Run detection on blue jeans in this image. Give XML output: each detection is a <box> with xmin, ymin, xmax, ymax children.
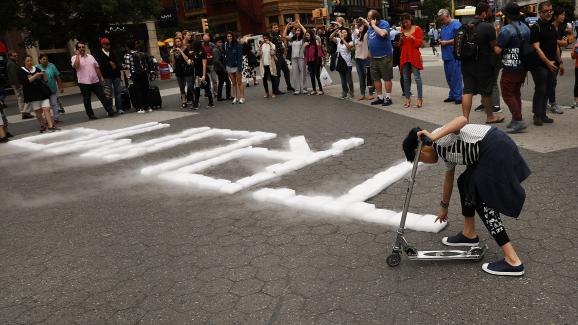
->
<box><xmin>443</xmin><ymin>59</ymin><xmax>462</xmax><ymax>100</ymax></box>
<box><xmin>402</xmin><ymin>63</ymin><xmax>423</xmax><ymax>99</ymax></box>
<box><xmin>355</xmin><ymin>58</ymin><xmax>373</xmax><ymax>96</ymax></box>
<box><xmin>105</xmin><ymin>78</ymin><xmax>123</xmax><ymax>112</ymax></box>
<box><xmin>49</xmin><ymin>94</ymin><xmax>58</xmax><ymax>121</ymax></box>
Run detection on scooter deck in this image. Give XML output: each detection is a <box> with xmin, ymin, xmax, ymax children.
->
<box><xmin>407</xmin><ymin>245</ymin><xmax>488</xmax><ymax>261</ymax></box>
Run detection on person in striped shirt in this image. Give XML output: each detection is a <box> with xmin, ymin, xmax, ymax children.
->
<box><xmin>403</xmin><ymin>116</ymin><xmax>531</xmax><ymax>276</ymax></box>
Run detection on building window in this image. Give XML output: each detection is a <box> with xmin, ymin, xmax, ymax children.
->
<box><xmin>184</xmin><ymin>0</ymin><xmax>205</xmax><ymax>11</ymax></box>
<box><xmin>268</xmin><ymin>15</ymin><xmax>279</xmax><ymax>25</ymax></box>
<box><xmin>300</xmin><ymin>13</ymin><xmax>313</xmax><ymax>26</ymax></box>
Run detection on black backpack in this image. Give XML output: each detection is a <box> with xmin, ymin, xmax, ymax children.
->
<box><xmin>453</xmin><ymin>22</ymin><xmax>479</xmax><ymax>61</ymax></box>
<box><xmin>131</xmin><ymin>51</ymin><xmax>149</xmax><ymax>76</ymax></box>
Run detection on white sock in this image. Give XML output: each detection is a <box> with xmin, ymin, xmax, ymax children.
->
<box><xmin>378</xmin><ymin>95</ymin><xmax>383</xmax><ymax>100</ymax></box>
<box><xmin>385</xmin><ymin>93</ymin><xmax>391</xmax><ymax>99</ymax></box>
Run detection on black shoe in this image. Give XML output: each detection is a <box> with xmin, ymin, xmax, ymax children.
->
<box><xmin>59</xmin><ymin>108</ymin><xmax>65</xmax><ymax>113</ymax></box>
<box><xmin>442</xmin><ymin>232</ymin><xmax>480</xmax><ymax>247</ymax></box>
<box><xmin>287</xmin><ymin>87</ymin><xmax>295</xmax><ymax>92</ymax></box>
<box><xmin>217</xmin><ymin>98</ymin><xmax>225</xmax><ymax>102</ymax></box>
<box><xmin>88</xmin><ymin>115</ymin><xmax>98</xmax><ymax>120</ymax></box>
<box><xmin>207</xmin><ymin>103</ymin><xmax>215</xmax><ymax>108</ymax></box>
<box><xmin>382</xmin><ymin>97</ymin><xmax>393</xmax><ymax>106</ymax></box>
<box><xmin>22</xmin><ymin>113</ymin><xmax>34</xmax><ymax>120</ymax></box>
<box><xmin>474</xmin><ymin>104</ymin><xmax>485</xmax><ymax>112</ymax></box>
<box><xmin>533</xmin><ymin>116</ymin><xmax>543</xmax><ymax>126</ymax></box>
<box><xmin>191</xmin><ymin>106</ymin><xmax>199</xmax><ymax>110</ymax></box>
<box><xmin>274</xmin><ymin>91</ymin><xmax>285</xmax><ymax>95</ymax></box>
<box><xmin>443</xmin><ymin>98</ymin><xmax>455</xmax><ymax>103</ymax></box>
<box><xmin>492</xmin><ymin>106</ymin><xmax>502</xmax><ymax>113</ymax></box>
<box><xmin>227</xmin><ymin>97</ymin><xmax>234</xmax><ymax>101</ymax></box>
<box><xmin>0</xmin><ymin>137</ymin><xmax>9</xmax><ymax>143</ymax></box>
<box><xmin>370</xmin><ymin>98</ymin><xmax>384</xmax><ymax>105</ymax></box>
<box><xmin>6</xmin><ymin>132</ymin><xmax>14</xmax><ymax>138</ymax></box>
<box><xmin>107</xmin><ymin>112</ymin><xmax>117</xmax><ymax>118</ymax></box>
<box><xmin>48</xmin><ymin>127</ymin><xmax>61</xmax><ymax>132</ymax></box>
<box><xmin>542</xmin><ymin>115</ymin><xmax>554</xmax><ymax>123</ymax></box>
<box><xmin>454</xmin><ymin>99</ymin><xmax>462</xmax><ymax>105</ymax></box>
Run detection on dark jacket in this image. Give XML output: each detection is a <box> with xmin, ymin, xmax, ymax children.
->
<box><xmin>7</xmin><ymin>58</ymin><xmax>21</xmax><ymax>86</ymax></box>
<box><xmin>93</xmin><ymin>48</ymin><xmax>122</xmax><ymax>79</ymax></box>
<box><xmin>213</xmin><ymin>46</ymin><xmax>225</xmax><ymax>72</ymax></box>
<box><xmin>271</xmin><ymin>32</ymin><xmax>285</xmax><ymax>59</ymax></box>
<box><xmin>224</xmin><ymin>41</ymin><xmax>243</xmax><ymax>69</ymax></box>
<box><xmin>19</xmin><ymin>66</ymin><xmax>50</xmax><ymax>103</ymax></box>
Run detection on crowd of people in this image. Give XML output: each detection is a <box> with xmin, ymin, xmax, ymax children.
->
<box><xmin>1</xmin><ymin>1</ymin><xmax>577</xmax><ymax>143</ymax></box>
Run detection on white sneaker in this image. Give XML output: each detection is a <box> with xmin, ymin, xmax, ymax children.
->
<box><xmin>147</xmin><ymin>108</ymin><xmax>153</xmax><ymax>112</ymax></box>
<box><xmin>239</xmin><ymin>98</ymin><xmax>245</xmax><ymax>104</ymax></box>
<box><xmin>548</xmin><ymin>103</ymin><xmax>563</xmax><ymax>114</ymax></box>
<box><xmin>137</xmin><ymin>109</ymin><xmax>145</xmax><ymax>114</ymax></box>
<box><xmin>232</xmin><ymin>98</ymin><xmax>238</xmax><ymax>104</ymax></box>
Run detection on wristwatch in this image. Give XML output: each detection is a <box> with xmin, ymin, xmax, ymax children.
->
<box><xmin>440</xmin><ymin>201</ymin><xmax>449</xmax><ymax>209</ymax></box>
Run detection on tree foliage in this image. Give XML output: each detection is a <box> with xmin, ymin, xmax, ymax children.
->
<box><xmin>0</xmin><ymin>0</ymin><xmax>161</xmax><ymax>48</ymax></box>
<box><xmin>420</xmin><ymin>0</ymin><xmax>451</xmax><ymax>21</ymax></box>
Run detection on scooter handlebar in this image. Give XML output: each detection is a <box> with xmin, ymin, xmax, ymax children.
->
<box><xmin>420</xmin><ymin>134</ymin><xmax>433</xmax><ymax>146</ymax></box>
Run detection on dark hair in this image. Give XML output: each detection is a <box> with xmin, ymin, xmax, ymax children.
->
<box><xmin>75</xmin><ymin>41</ymin><xmax>86</xmax><ymax>49</ymax></box>
<box><xmin>368</xmin><ymin>9</ymin><xmax>381</xmax><ymax>21</ymax></box>
<box><xmin>553</xmin><ymin>7</ymin><xmax>565</xmax><ymax>17</ymax></box>
<box><xmin>38</xmin><ymin>53</ymin><xmax>48</xmax><ymax>61</ymax></box>
<box><xmin>292</xmin><ymin>28</ymin><xmax>303</xmax><ymax>41</ymax></box>
<box><xmin>307</xmin><ymin>29</ymin><xmax>317</xmax><ymax>44</ymax></box>
<box><xmin>192</xmin><ymin>40</ymin><xmax>203</xmax><ymax>54</ymax></box>
<box><xmin>226</xmin><ymin>31</ymin><xmax>236</xmax><ymax>44</ymax></box>
<box><xmin>400</xmin><ymin>14</ymin><xmax>414</xmax><ymax>25</ymax></box>
<box><xmin>475</xmin><ymin>2</ymin><xmax>490</xmax><ymax>16</ymax></box>
<box><xmin>340</xmin><ymin>28</ymin><xmax>352</xmax><ymax>43</ymax></box>
<box><xmin>402</xmin><ymin>128</ymin><xmax>421</xmax><ymax>162</ymax></box>
<box><xmin>262</xmin><ymin>32</ymin><xmax>270</xmax><ymax>39</ymax></box>
<box><xmin>538</xmin><ymin>1</ymin><xmax>551</xmax><ymax>12</ymax></box>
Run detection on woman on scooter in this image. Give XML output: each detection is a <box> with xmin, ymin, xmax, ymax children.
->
<box><xmin>402</xmin><ymin>115</ymin><xmax>531</xmax><ymax>276</ymax></box>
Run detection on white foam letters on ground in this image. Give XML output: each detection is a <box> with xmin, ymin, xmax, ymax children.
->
<box><xmin>10</xmin><ymin>124</ymin><xmax>444</xmax><ymax>232</ymax></box>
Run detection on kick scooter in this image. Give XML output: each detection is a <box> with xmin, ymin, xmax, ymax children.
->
<box><xmin>386</xmin><ymin>136</ymin><xmax>487</xmax><ymax>267</ymax></box>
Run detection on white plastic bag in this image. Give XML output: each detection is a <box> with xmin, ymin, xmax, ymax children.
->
<box><xmin>320</xmin><ymin>67</ymin><xmax>332</xmax><ymax>87</ymax></box>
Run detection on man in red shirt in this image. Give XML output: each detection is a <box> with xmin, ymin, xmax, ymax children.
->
<box><xmin>203</xmin><ymin>33</ymin><xmax>218</xmax><ymax>98</ymax></box>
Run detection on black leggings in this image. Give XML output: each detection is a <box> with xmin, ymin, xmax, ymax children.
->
<box><xmin>459</xmin><ymin>180</ymin><xmax>510</xmax><ymax>247</ymax></box>
<box><xmin>193</xmin><ymin>77</ymin><xmax>213</xmax><ymax>107</ymax></box>
<box><xmin>262</xmin><ymin>65</ymin><xmax>278</xmax><ymax>95</ymax></box>
<box><xmin>307</xmin><ymin>61</ymin><xmax>323</xmax><ymax>92</ymax></box>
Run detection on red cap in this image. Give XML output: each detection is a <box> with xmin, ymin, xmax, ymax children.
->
<box><xmin>100</xmin><ymin>38</ymin><xmax>110</xmax><ymax>45</ymax></box>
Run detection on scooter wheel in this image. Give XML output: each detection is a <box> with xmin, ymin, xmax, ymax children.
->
<box><xmin>386</xmin><ymin>253</ymin><xmax>401</xmax><ymax>267</ymax></box>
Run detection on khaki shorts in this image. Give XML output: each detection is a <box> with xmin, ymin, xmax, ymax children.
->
<box><xmin>370</xmin><ymin>56</ymin><xmax>393</xmax><ymax>81</ymax></box>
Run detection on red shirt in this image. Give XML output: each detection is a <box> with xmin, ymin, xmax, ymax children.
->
<box><xmin>203</xmin><ymin>43</ymin><xmax>213</xmax><ymax>61</ymax></box>
<box><xmin>399</xmin><ymin>26</ymin><xmax>424</xmax><ymax>70</ymax></box>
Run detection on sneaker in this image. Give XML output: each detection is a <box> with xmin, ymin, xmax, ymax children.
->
<box><xmin>287</xmin><ymin>87</ymin><xmax>295</xmax><ymax>92</ymax></box>
<box><xmin>382</xmin><ymin>97</ymin><xmax>393</xmax><ymax>106</ymax></box>
<box><xmin>570</xmin><ymin>103</ymin><xmax>577</xmax><ymax>109</ymax></box>
<box><xmin>507</xmin><ymin>120</ymin><xmax>527</xmax><ymax>134</ymax></box>
<box><xmin>239</xmin><ymin>98</ymin><xmax>245</xmax><ymax>104</ymax></box>
<box><xmin>88</xmin><ymin>115</ymin><xmax>99</xmax><ymax>120</ymax></box>
<box><xmin>137</xmin><ymin>109</ymin><xmax>145</xmax><ymax>114</ymax></box>
<box><xmin>441</xmin><ymin>232</ymin><xmax>480</xmax><ymax>247</ymax></box>
<box><xmin>147</xmin><ymin>108</ymin><xmax>153</xmax><ymax>112</ymax></box>
<box><xmin>107</xmin><ymin>112</ymin><xmax>117</xmax><ymax>118</ymax></box>
<box><xmin>443</xmin><ymin>98</ymin><xmax>455</xmax><ymax>103</ymax></box>
<box><xmin>118</xmin><ymin>110</ymin><xmax>125</xmax><ymax>115</ymax></box>
<box><xmin>493</xmin><ymin>106</ymin><xmax>502</xmax><ymax>113</ymax></box>
<box><xmin>217</xmin><ymin>97</ymin><xmax>225</xmax><ymax>102</ymax></box>
<box><xmin>232</xmin><ymin>98</ymin><xmax>238</xmax><ymax>104</ymax></box>
<box><xmin>533</xmin><ymin>116</ymin><xmax>543</xmax><ymax>126</ymax></box>
<box><xmin>22</xmin><ymin>113</ymin><xmax>34</xmax><ymax>120</ymax></box>
<box><xmin>371</xmin><ymin>98</ymin><xmax>384</xmax><ymax>105</ymax></box>
<box><xmin>293</xmin><ymin>91</ymin><xmax>300</xmax><ymax>95</ymax></box>
<box><xmin>474</xmin><ymin>104</ymin><xmax>485</xmax><ymax>112</ymax></box>
<box><xmin>548</xmin><ymin>103</ymin><xmax>563</xmax><ymax>114</ymax></box>
<box><xmin>207</xmin><ymin>103</ymin><xmax>215</xmax><ymax>108</ymax></box>
<box><xmin>48</xmin><ymin>127</ymin><xmax>61</xmax><ymax>132</ymax></box>
<box><xmin>454</xmin><ymin>99</ymin><xmax>462</xmax><ymax>105</ymax></box>
<box><xmin>39</xmin><ymin>126</ymin><xmax>47</xmax><ymax>133</ymax></box>
<box><xmin>482</xmin><ymin>259</ymin><xmax>525</xmax><ymax>277</ymax></box>
<box><xmin>542</xmin><ymin>115</ymin><xmax>554</xmax><ymax>123</ymax></box>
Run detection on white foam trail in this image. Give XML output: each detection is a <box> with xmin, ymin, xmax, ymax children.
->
<box><xmin>289</xmin><ymin>136</ymin><xmax>311</xmax><ymax>154</ymax></box>
<box><xmin>340</xmin><ymin>161</ymin><xmax>419</xmax><ymax>202</ymax></box>
<box><xmin>251</xmin><ymin>187</ymin><xmax>446</xmax><ymax>233</ymax></box>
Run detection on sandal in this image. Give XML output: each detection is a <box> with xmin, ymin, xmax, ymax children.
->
<box><xmin>414</xmin><ymin>98</ymin><xmax>423</xmax><ymax>108</ymax></box>
<box><xmin>486</xmin><ymin>116</ymin><xmax>505</xmax><ymax>124</ymax></box>
<box><xmin>403</xmin><ymin>99</ymin><xmax>411</xmax><ymax>108</ymax></box>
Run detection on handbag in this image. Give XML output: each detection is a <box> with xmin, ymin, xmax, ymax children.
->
<box><xmin>335</xmin><ymin>52</ymin><xmax>347</xmax><ymax>72</ymax></box>
<box><xmin>36</xmin><ymin>79</ymin><xmax>52</xmax><ymax>98</ymax></box>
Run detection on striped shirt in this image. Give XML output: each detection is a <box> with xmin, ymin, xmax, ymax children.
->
<box><xmin>432</xmin><ymin>124</ymin><xmax>492</xmax><ymax>170</ymax></box>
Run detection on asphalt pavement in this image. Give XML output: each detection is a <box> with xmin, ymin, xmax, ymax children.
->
<box><xmin>1</xmin><ymin>52</ymin><xmax>577</xmax><ymax>324</ymax></box>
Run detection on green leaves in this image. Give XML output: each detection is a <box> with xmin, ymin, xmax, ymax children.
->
<box><xmin>0</xmin><ymin>0</ymin><xmax>161</xmax><ymax>48</ymax></box>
